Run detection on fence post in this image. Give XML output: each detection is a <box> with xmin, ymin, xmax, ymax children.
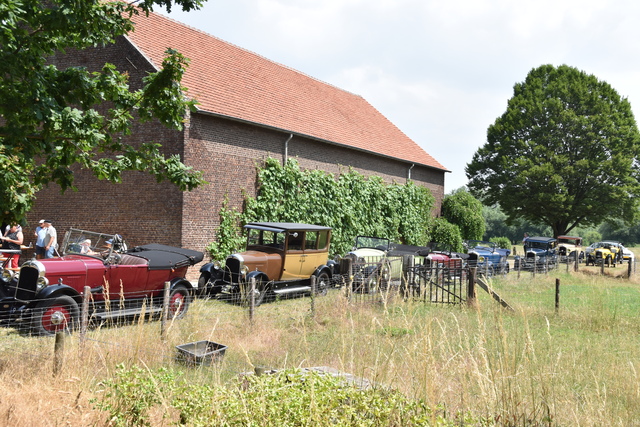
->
<box><xmin>401</xmin><ymin>255</ymin><xmax>413</xmax><ymax>299</ymax></box>
<box><xmin>160</xmin><ymin>281</ymin><xmax>170</xmax><ymax>341</ymax></box>
<box><xmin>249</xmin><ymin>277</ymin><xmax>256</xmax><ymax>325</ymax></box>
<box><xmin>80</xmin><ymin>286</ymin><xmax>90</xmax><ymax>350</ymax></box>
<box><xmin>628</xmin><ymin>259</ymin><xmax>632</xmax><ymax>278</ymax></box>
<box><xmin>512</xmin><ymin>246</ymin><xmax>517</xmax><ymax>257</ymax></box>
<box><xmin>467</xmin><ymin>267</ymin><xmax>477</xmax><ymax>308</ymax></box>
<box><xmin>345</xmin><ymin>257</ymin><xmax>353</xmax><ymax>303</ymax></box>
<box><xmin>310</xmin><ymin>275</ymin><xmax>316</xmax><ymax>318</ymax></box>
<box><xmin>574</xmin><ymin>250</ymin><xmax>579</xmax><ymax>272</ymax></box>
<box><xmin>555</xmin><ymin>278</ymin><xmax>560</xmax><ymax>314</ymax></box>
<box><xmin>600</xmin><ymin>259</ymin><xmax>605</xmax><ymax>275</ymax></box>
<box><xmin>53</xmin><ymin>332</ymin><xmax>65</xmax><ymax>376</ymax></box>
<box><xmin>517</xmin><ymin>258</ymin><xmax>521</xmax><ymax>279</ymax></box>
<box><xmin>566</xmin><ymin>257</ymin><xmax>569</xmax><ymax>273</ymax></box>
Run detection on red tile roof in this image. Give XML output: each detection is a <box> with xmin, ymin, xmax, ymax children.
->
<box><xmin>127</xmin><ymin>12</ymin><xmax>447</xmax><ymax>171</ymax></box>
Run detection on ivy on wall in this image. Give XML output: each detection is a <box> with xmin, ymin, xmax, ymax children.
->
<box><xmin>209</xmin><ymin>157</ymin><xmax>437</xmax><ymax>260</ymax></box>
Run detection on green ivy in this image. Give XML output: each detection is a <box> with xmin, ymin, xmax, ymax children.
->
<box><xmin>207</xmin><ymin>157</ymin><xmax>444</xmax><ymax>260</ymax></box>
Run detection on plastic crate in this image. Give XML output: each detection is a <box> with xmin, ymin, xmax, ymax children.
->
<box><xmin>176</xmin><ymin>340</ymin><xmax>227</xmax><ymax>366</ymax></box>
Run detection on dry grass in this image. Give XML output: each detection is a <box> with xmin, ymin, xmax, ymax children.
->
<box><xmin>1</xmin><ymin>268</ymin><xmax>640</xmax><ymax>425</ymax></box>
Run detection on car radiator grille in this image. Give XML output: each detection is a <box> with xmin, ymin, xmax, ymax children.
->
<box><xmin>15</xmin><ymin>265</ymin><xmax>39</xmax><ymax>301</ymax></box>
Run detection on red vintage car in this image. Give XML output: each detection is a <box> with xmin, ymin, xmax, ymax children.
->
<box><xmin>0</xmin><ymin>228</ymin><xmax>203</xmax><ymax>335</ymax></box>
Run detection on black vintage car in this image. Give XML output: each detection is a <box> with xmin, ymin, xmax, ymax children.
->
<box><xmin>0</xmin><ymin>229</ymin><xmax>203</xmax><ymax>336</ymax></box>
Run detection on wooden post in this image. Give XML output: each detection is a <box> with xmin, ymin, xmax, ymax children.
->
<box><xmin>53</xmin><ymin>332</ymin><xmax>64</xmax><ymax>376</ymax></box>
<box><xmin>566</xmin><ymin>256</ymin><xmax>569</xmax><ymax>272</ymax></box>
<box><xmin>517</xmin><ymin>258</ymin><xmax>521</xmax><ymax>279</ymax></box>
<box><xmin>512</xmin><ymin>246</ymin><xmax>517</xmax><ymax>257</ymax></box>
<box><xmin>310</xmin><ymin>275</ymin><xmax>316</xmax><ymax>317</ymax></box>
<box><xmin>80</xmin><ymin>286</ymin><xmax>90</xmax><ymax>350</ymax></box>
<box><xmin>467</xmin><ymin>267</ymin><xmax>477</xmax><ymax>307</ymax></box>
<box><xmin>574</xmin><ymin>250</ymin><xmax>579</xmax><ymax>272</ymax></box>
<box><xmin>160</xmin><ymin>281</ymin><xmax>170</xmax><ymax>341</ymax></box>
<box><xmin>345</xmin><ymin>257</ymin><xmax>353</xmax><ymax>302</ymax></box>
<box><xmin>249</xmin><ymin>277</ymin><xmax>256</xmax><ymax>325</ymax></box>
<box><xmin>555</xmin><ymin>278</ymin><xmax>560</xmax><ymax>314</ymax></box>
<box><xmin>600</xmin><ymin>259</ymin><xmax>605</xmax><ymax>275</ymax></box>
<box><xmin>628</xmin><ymin>259</ymin><xmax>632</xmax><ymax>278</ymax></box>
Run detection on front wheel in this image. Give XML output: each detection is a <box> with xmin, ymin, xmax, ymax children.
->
<box><xmin>168</xmin><ymin>285</ymin><xmax>192</xmax><ymax>319</ymax></box>
<box><xmin>197</xmin><ymin>273</ymin><xmax>211</xmax><ymax>297</ymax></box>
<box><xmin>33</xmin><ymin>295</ymin><xmax>79</xmax><ymax>336</ymax></box>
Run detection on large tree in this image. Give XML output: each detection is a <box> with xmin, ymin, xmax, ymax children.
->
<box><xmin>466</xmin><ymin>64</ymin><xmax>640</xmax><ymax>237</ymax></box>
<box><xmin>0</xmin><ymin>0</ymin><xmax>207</xmax><ymax>224</ymax></box>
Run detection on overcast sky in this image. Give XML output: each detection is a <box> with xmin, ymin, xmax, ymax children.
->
<box><xmin>162</xmin><ymin>0</ymin><xmax>640</xmax><ymax>193</ymax></box>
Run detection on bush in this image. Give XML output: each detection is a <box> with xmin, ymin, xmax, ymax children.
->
<box><xmin>489</xmin><ymin>236</ymin><xmax>511</xmax><ymax>250</ymax></box>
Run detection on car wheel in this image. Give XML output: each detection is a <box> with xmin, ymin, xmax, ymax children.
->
<box><xmin>33</xmin><ymin>295</ymin><xmax>79</xmax><ymax>336</ymax></box>
<box><xmin>315</xmin><ymin>272</ymin><xmax>330</xmax><ymax>296</ymax></box>
<box><xmin>379</xmin><ymin>260</ymin><xmax>391</xmax><ymax>290</ymax></box>
<box><xmin>504</xmin><ymin>263</ymin><xmax>510</xmax><ymax>274</ymax></box>
<box><xmin>197</xmin><ymin>273</ymin><xmax>211</xmax><ymax>297</ymax></box>
<box><xmin>242</xmin><ymin>277</ymin><xmax>268</xmax><ymax>307</ymax></box>
<box><xmin>168</xmin><ymin>285</ymin><xmax>191</xmax><ymax>319</ymax></box>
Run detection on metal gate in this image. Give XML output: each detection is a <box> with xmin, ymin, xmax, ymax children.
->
<box><xmin>401</xmin><ymin>263</ymin><xmax>467</xmax><ymax>304</ymax></box>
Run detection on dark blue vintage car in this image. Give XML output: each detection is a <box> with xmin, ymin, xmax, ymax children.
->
<box><xmin>465</xmin><ymin>240</ymin><xmax>511</xmax><ymax>275</ymax></box>
<box><xmin>514</xmin><ymin>236</ymin><xmax>558</xmax><ymax>271</ymax></box>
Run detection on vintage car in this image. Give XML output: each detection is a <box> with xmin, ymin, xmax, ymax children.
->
<box><xmin>513</xmin><ymin>236</ymin><xmax>557</xmax><ymax>271</ymax></box>
<box><xmin>557</xmin><ymin>235</ymin><xmax>584</xmax><ymax>262</ymax></box>
<box><xmin>198</xmin><ymin>222</ymin><xmax>336</xmax><ymax>305</ymax></box>
<box><xmin>0</xmin><ymin>228</ymin><xmax>203</xmax><ymax>336</ymax></box>
<box><xmin>464</xmin><ymin>240</ymin><xmax>510</xmax><ymax>275</ymax></box>
<box><xmin>341</xmin><ymin>236</ymin><xmax>394</xmax><ymax>293</ymax></box>
<box><xmin>585</xmin><ymin>241</ymin><xmax>625</xmax><ymax>267</ymax></box>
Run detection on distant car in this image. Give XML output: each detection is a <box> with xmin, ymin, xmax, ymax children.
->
<box><xmin>514</xmin><ymin>237</ymin><xmax>557</xmax><ymax>271</ymax></box>
<box><xmin>465</xmin><ymin>240</ymin><xmax>510</xmax><ymax>275</ymax></box>
<box><xmin>557</xmin><ymin>235</ymin><xmax>584</xmax><ymax>262</ymax></box>
<box><xmin>198</xmin><ymin>222</ymin><xmax>336</xmax><ymax>305</ymax></box>
<box><xmin>585</xmin><ymin>241</ymin><xmax>628</xmax><ymax>267</ymax></box>
<box><xmin>342</xmin><ymin>236</ymin><xmax>393</xmax><ymax>293</ymax></box>
<box><xmin>0</xmin><ymin>228</ymin><xmax>203</xmax><ymax>336</ymax></box>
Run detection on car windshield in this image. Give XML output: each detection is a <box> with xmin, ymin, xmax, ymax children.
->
<box><xmin>62</xmin><ymin>229</ymin><xmax>118</xmax><ymax>258</ymax></box>
<box><xmin>355</xmin><ymin>236</ymin><xmax>390</xmax><ymax>251</ymax></box>
<box><xmin>466</xmin><ymin>240</ymin><xmax>495</xmax><ymax>250</ymax></box>
<box><xmin>246</xmin><ymin>228</ymin><xmax>286</xmax><ymax>249</ymax></box>
<box><xmin>526</xmin><ymin>240</ymin><xmax>552</xmax><ymax>250</ymax></box>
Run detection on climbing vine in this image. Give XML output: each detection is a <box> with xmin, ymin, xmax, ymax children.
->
<box><xmin>208</xmin><ymin>157</ymin><xmax>437</xmax><ymax>260</ymax></box>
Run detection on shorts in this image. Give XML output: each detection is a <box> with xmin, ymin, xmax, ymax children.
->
<box><xmin>35</xmin><ymin>245</ymin><xmax>46</xmax><ymax>256</ymax></box>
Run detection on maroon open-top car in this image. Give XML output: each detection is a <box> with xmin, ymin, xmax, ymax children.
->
<box><xmin>0</xmin><ymin>228</ymin><xmax>203</xmax><ymax>335</ymax></box>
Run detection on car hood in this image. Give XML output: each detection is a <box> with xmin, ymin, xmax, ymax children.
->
<box><xmin>350</xmin><ymin>248</ymin><xmax>385</xmax><ymax>258</ymax></box>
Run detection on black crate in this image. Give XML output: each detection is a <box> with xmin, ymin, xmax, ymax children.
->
<box><xmin>176</xmin><ymin>340</ymin><xmax>227</xmax><ymax>367</ymax></box>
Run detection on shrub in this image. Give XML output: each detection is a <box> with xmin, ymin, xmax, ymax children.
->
<box><xmin>489</xmin><ymin>236</ymin><xmax>511</xmax><ymax>250</ymax></box>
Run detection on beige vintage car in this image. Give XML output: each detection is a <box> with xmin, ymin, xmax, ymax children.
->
<box><xmin>198</xmin><ymin>222</ymin><xmax>336</xmax><ymax>305</ymax></box>
<box><xmin>557</xmin><ymin>235</ymin><xmax>584</xmax><ymax>262</ymax></box>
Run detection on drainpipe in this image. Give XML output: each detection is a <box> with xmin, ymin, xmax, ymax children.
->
<box><xmin>283</xmin><ymin>133</ymin><xmax>293</xmax><ymax>164</ymax></box>
<box><xmin>407</xmin><ymin>163</ymin><xmax>415</xmax><ymax>182</ymax></box>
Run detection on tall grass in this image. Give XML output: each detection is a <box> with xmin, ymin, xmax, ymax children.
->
<box><xmin>1</xmin><ymin>268</ymin><xmax>640</xmax><ymax>425</ymax></box>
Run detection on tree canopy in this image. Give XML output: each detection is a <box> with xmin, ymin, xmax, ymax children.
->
<box><xmin>441</xmin><ymin>188</ymin><xmax>485</xmax><ymax>240</ymax></box>
<box><xmin>466</xmin><ymin>64</ymin><xmax>640</xmax><ymax>237</ymax></box>
<box><xmin>0</xmin><ymin>0</ymin><xmax>207</xmax><ymax>224</ymax></box>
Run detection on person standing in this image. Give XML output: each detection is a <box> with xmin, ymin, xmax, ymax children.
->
<box><xmin>43</xmin><ymin>220</ymin><xmax>58</xmax><ymax>258</ymax></box>
<box><xmin>34</xmin><ymin>219</ymin><xmax>47</xmax><ymax>259</ymax></box>
<box><xmin>1</xmin><ymin>223</ymin><xmax>24</xmax><ymax>268</ymax></box>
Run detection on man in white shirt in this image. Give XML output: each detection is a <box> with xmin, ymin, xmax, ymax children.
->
<box><xmin>42</xmin><ymin>220</ymin><xmax>58</xmax><ymax>258</ymax></box>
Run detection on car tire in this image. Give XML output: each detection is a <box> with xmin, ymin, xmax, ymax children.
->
<box><xmin>242</xmin><ymin>277</ymin><xmax>268</xmax><ymax>307</ymax></box>
<box><xmin>197</xmin><ymin>273</ymin><xmax>211</xmax><ymax>297</ymax></box>
<box><xmin>168</xmin><ymin>285</ymin><xmax>191</xmax><ymax>319</ymax></box>
<box><xmin>315</xmin><ymin>272</ymin><xmax>330</xmax><ymax>296</ymax></box>
<box><xmin>33</xmin><ymin>295</ymin><xmax>79</xmax><ymax>336</ymax></box>
<box><xmin>379</xmin><ymin>260</ymin><xmax>391</xmax><ymax>290</ymax></box>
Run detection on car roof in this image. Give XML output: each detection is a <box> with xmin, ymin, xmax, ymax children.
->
<box><xmin>527</xmin><ymin>236</ymin><xmax>557</xmax><ymax>242</ymax></box>
<box><xmin>127</xmin><ymin>244</ymin><xmax>204</xmax><ymax>270</ymax></box>
<box><xmin>557</xmin><ymin>235</ymin><xmax>581</xmax><ymax>240</ymax></box>
<box><xmin>245</xmin><ymin>222</ymin><xmax>332</xmax><ymax>232</ymax></box>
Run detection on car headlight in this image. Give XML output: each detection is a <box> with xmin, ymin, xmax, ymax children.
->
<box><xmin>2</xmin><ymin>269</ymin><xmax>15</xmax><ymax>282</ymax></box>
<box><xmin>36</xmin><ymin>276</ymin><xmax>49</xmax><ymax>291</ymax></box>
<box><xmin>241</xmin><ymin>265</ymin><xmax>250</xmax><ymax>276</ymax></box>
<box><xmin>478</xmin><ymin>256</ymin><xmax>485</xmax><ymax>262</ymax></box>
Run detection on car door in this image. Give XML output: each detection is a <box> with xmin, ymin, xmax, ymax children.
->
<box><xmin>301</xmin><ymin>230</ymin><xmax>329</xmax><ymax>277</ymax></box>
<box><xmin>281</xmin><ymin>231</ymin><xmax>306</xmax><ymax>280</ymax></box>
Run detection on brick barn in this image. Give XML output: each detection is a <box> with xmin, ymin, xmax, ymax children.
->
<box><xmin>28</xmin><ymin>11</ymin><xmax>448</xmax><ymax>271</ymax></box>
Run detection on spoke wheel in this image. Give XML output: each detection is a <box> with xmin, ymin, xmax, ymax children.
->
<box><xmin>315</xmin><ymin>272</ymin><xmax>330</xmax><ymax>296</ymax></box>
<box><xmin>168</xmin><ymin>285</ymin><xmax>191</xmax><ymax>319</ymax></box>
<box><xmin>34</xmin><ymin>296</ymin><xmax>78</xmax><ymax>336</ymax></box>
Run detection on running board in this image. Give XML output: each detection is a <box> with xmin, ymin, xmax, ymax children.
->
<box><xmin>93</xmin><ymin>306</ymin><xmax>164</xmax><ymax>320</ymax></box>
<box><xmin>273</xmin><ymin>286</ymin><xmax>311</xmax><ymax>295</ymax></box>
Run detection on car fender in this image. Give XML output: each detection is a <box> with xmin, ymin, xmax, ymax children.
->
<box><xmin>245</xmin><ymin>270</ymin><xmax>269</xmax><ymax>284</ymax></box>
<box><xmin>313</xmin><ymin>265</ymin><xmax>333</xmax><ymax>278</ymax></box>
<box><xmin>33</xmin><ymin>284</ymin><xmax>82</xmax><ymax>307</ymax></box>
<box><xmin>169</xmin><ymin>277</ymin><xmax>194</xmax><ymax>292</ymax></box>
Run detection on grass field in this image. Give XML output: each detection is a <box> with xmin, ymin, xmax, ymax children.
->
<box><xmin>1</xmin><ymin>256</ymin><xmax>640</xmax><ymax>425</ymax></box>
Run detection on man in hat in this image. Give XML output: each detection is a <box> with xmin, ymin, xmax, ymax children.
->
<box><xmin>42</xmin><ymin>220</ymin><xmax>57</xmax><ymax>258</ymax></box>
<box><xmin>34</xmin><ymin>219</ymin><xmax>47</xmax><ymax>259</ymax></box>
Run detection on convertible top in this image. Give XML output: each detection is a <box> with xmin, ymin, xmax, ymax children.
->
<box><xmin>127</xmin><ymin>244</ymin><xmax>204</xmax><ymax>270</ymax></box>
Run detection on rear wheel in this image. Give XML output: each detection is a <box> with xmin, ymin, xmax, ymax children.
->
<box><xmin>168</xmin><ymin>285</ymin><xmax>191</xmax><ymax>319</ymax></box>
<box><xmin>197</xmin><ymin>273</ymin><xmax>211</xmax><ymax>297</ymax></box>
<box><xmin>315</xmin><ymin>272</ymin><xmax>330</xmax><ymax>296</ymax></box>
<box><xmin>33</xmin><ymin>296</ymin><xmax>79</xmax><ymax>336</ymax></box>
